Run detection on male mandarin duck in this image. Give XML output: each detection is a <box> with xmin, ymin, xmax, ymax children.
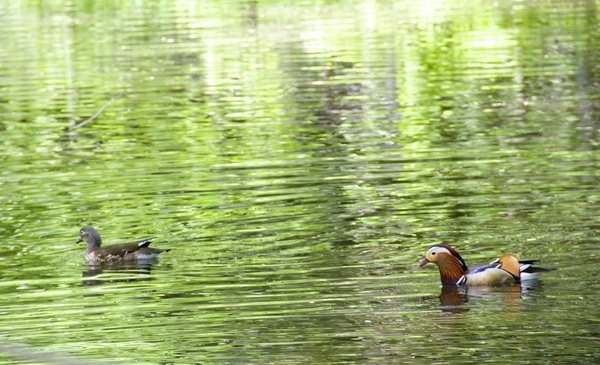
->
<box><xmin>77</xmin><ymin>226</ymin><xmax>170</xmax><ymax>263</ymax></box>
<box><xmin>419</xmin><ymin>244</ymin><xmax>554</xmax><ymax>286</ymax></box>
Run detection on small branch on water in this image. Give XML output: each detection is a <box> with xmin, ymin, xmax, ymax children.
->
<box><xmin>63</xmin><ymin>94</ymin><xmax>123</xmax><ymax>134</ymax></box>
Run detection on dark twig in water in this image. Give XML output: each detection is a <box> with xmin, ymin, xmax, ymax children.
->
<box><xmin>64</xmin><ymin>94</ymin><xmax>122</xmax><ymax>133</ymax></box>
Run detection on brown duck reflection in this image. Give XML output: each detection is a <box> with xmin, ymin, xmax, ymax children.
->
<box><xmin>438</xmin><ymin>283</ymin><xmax>537</xmax><ymax>313</ymax></box>
<box><xmin>81</xmin><ymin>258</ymin><xmax>161</xmax><ymax>286</ymax></box>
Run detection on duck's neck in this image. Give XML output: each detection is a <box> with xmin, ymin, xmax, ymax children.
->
<box><xmin>437</xmin><ymin>255</ymin><xmax>467</xmax><ymax>285</ymax></box>
<box><xmin>85</xmin><ymin>240</ymin><xmax>101</xmax><ymax>255</ymax></box>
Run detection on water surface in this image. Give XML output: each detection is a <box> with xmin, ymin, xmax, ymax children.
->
<box><xmin>0</xmin><ymin>0</ymin><xmax>599</xmax><ymax>364</ymax></box>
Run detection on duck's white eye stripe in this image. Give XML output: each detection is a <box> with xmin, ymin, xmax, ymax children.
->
<box><xmin>437</xmin><ymin>247</ymin><xmax>452</xmax><ymax>255</ymax></box>
<box><xmin>427</xmin><ymin>247</ymin><xmax>452</xmax><ymax>256</ymax></box>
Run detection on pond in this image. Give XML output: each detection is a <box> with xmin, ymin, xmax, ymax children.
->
<box><xmin>0</xmin><ymin>0</ymin><xmax>598</xmax><ymax>364</ymax></box>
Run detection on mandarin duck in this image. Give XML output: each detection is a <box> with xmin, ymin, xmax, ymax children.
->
<box><xmin>77</xmin><ymin>226</ymin><xmax>170</xmax><ymax>262</ymax></box>
<box><xmin>419</xmin><ymin>244</ymin><xmax>554</xmax><ymax>286</ymax></box>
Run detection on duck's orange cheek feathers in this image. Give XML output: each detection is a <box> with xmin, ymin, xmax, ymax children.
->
<box><xmin>419</xmin><ymin>257</ymin><xmax>430</xmax><ymax>268</ymax></box>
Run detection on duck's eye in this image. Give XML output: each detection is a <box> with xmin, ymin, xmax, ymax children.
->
<box><xmin>431</xmin><ymin>252</ymin><xmax>436</xmax><ymax>255</ymax></box>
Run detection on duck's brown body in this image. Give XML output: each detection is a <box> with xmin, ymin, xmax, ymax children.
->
<box><xmin>77</xmin><ymin>226</ymin><xmax>170</xmax><ymax>263</ymax></box>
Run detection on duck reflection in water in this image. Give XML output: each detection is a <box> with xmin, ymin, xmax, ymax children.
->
<box><xmin>436</xmin><ymin>283</ymin><xmax>539</xmax><ymax>313</ymax></box>
<box><xmin>81</xmin><ymin>259</ymin><xmax>162</xmax><ymax>286</ymax></box>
